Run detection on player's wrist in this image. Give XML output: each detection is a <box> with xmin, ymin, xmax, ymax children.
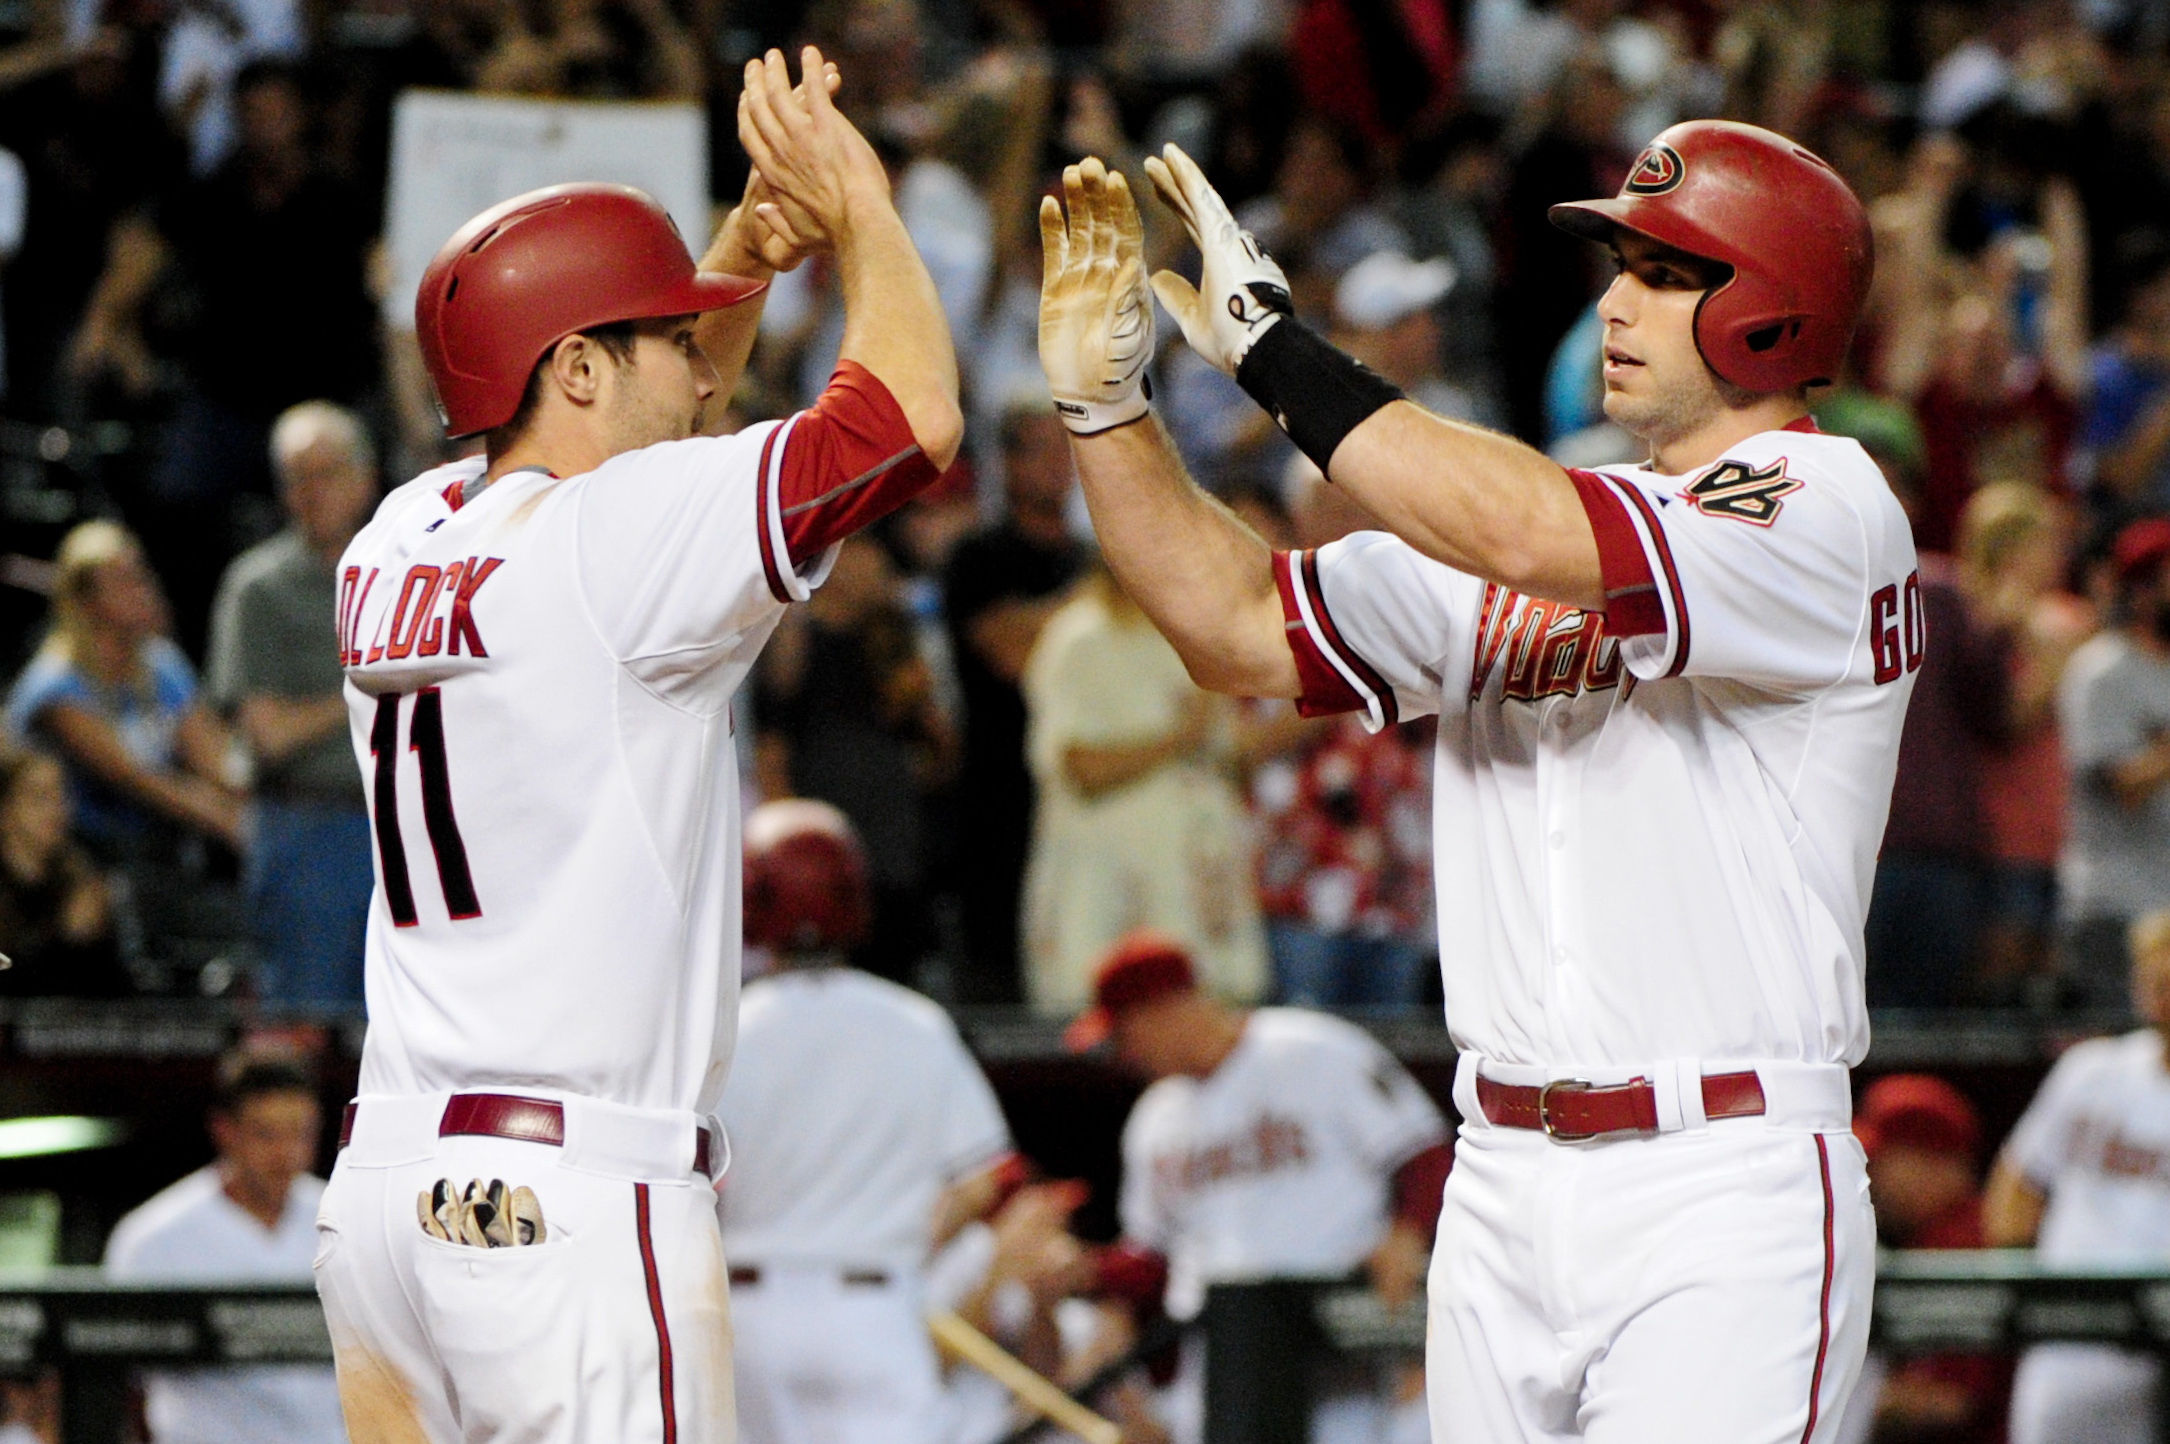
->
<box><xmin>1053</xmin><ymin>388</ymin><xmax>1150</xmax><ymax>437</ymax></box>
<box><xmin>1234</xmin><ymin>317</ymin><xmax>1405</xmax><ymax>474</ymax></box>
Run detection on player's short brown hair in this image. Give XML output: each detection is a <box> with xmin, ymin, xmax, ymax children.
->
<box><xmin>491</xmin><ymin>320</ymin><xmax>643</xmax><ymax>449</ymax></box>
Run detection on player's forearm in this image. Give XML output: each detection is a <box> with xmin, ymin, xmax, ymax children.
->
<box><xmin>1328</xmin><ymin>402</ymin><xmax>1605</xmax><ymax>610</ymax></box>
<box><xmin>693</xmin><ymin>215</ymin><xmax>776</xmax><ymax>409</ymax></box>
<box><xmin>833</xmin><ymin>193</ymin><xmax>963</xmax><ymax>470</ymax></box>
<box><xmin>1069</xmin><ymin>417</ymin><xmax>1297</xmax><ymax>699</ymax></box>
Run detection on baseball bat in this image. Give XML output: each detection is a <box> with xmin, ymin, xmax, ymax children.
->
<box><xmin>927</xmin><ymin>1308</ymin><xmax>1124</xmax><ymax>1444</ymax></box>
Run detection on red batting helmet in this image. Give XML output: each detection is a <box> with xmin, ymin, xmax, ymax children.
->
<box><xmin>743</xmin><ymin>799</ymin><xmax>872</xmax><ymax>956</ymax></box>
<box><xmin>1549</xmin><ymin>120</ymin><xmax>1873</xmax><ymax>394</ymax></box>
<box><xmin>414</xmin><ymin>183</ymin><xmax>766</xmax><ymax>439</ymax></box>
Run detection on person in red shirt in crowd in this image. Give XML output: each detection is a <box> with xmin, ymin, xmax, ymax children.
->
<box><xmin>1833</xmin><ymin>1074</ymin><xmax>2013</xmax><ymax>1444</ymax></box>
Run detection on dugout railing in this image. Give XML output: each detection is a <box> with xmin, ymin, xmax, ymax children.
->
<box><xmin>3</xmin><ymin>1254</ymin><xmax>2167</xmax><ymax>1444</ymax></box>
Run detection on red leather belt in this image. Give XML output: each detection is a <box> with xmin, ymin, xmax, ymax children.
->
<box><xmin>1476</xmin><ymin>1070</ymin><xmax>1766</xmax><ymax>1141</ymax></box>
<box><xmin>339</xmin><ymin>1093</ymin><xmax>715</xmax><ymax>1175</ymax></box>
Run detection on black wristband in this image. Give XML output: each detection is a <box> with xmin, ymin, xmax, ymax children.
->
<box><xmin>1234</xmin><ymin>319</ymin><xmax>1405</xmax><ymax>474</ymax></box>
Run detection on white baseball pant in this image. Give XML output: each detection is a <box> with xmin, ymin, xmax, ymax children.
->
<box><xmin>1428</xmin><ymin>1059</ymin><xmax>1873</xmax><ymax>1444</ymax></box>
<box><xmin>727</xmin><ymin>1263</ymin><xmax>949</xmax><ymax>1444</ymax></box>
<box><xmin>314</xmin><ymin>1092</ymin><xmax>734</xmax><ymax>1444</ymax></box>
<box><xmin>2009</xmin><ymin>1343</ymin><xmax>2158</xmax><ymax>1444</ymax></box>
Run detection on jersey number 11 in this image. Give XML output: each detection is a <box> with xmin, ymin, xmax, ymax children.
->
<box><xmin>369</xmin><ymin>689</ymin><xmax>481</xmax><ymax>927</ymax></box>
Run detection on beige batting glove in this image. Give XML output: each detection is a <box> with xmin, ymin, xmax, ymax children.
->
<box><xmin>1038</xmin><ymin>157</ymin><xmax>1153</xmax><ymax>436</ymax></box>
<box><xmin>1142</xmin><ymin>144</ymin><xmax>1292</xmax><ymax>377</ymax></box>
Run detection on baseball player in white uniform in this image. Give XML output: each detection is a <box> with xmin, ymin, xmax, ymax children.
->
<box><xmin>720</xmin><ymin>799</ymin><xmax>1015</xmax><ymax>1444</ymax></box>
<box><xmin>1037</xmin><ymin>118</ymin><xmax>1910</xmax><ymax>1443</ymax></box>
<box><xmin>1986</xmin><ymin>908</ymin><xmax>2170</xmax><ymax>1444</ymax></box>
<box><xmin>1070</xmin><ymin>931</ymin><xmax>1449</xmax><ymax>1443</ymax></box>
<box><xmin>312</xmin><ymin>49</ymin><xmax>963</xmax><ymax>1444</ymax></box>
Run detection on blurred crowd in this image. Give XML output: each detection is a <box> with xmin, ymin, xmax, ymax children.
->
<box><xmin>0</xmin><ymin>0</ymin><xmax>2166</xmax><ymax>1023</ymax></box>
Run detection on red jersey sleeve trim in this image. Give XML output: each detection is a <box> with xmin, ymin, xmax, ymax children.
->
<box><xmin>754</xmin><ymin>420</ymin><xmax>794</xmax><ymax>604</ymax></box>
<box><xmin>1566</xmin><ymin>468</ymin><xmax>1666</xmax><ymax>638</ymax></box>
<box><xmin>772</xmin><ymin>361</ymin><xmax>940</xmax><ymax>574</ymax></box>
<box><xmin>1612</xmin><ymin>480</ymin><xmax>1693</xmax><ymax>678</ymax></box>
<box><xmin>1273</xmin><ymin>549</ymin><xmax>1398</xmax><ymax>730</ymax></box>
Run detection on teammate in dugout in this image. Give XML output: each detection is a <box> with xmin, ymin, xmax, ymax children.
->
<box><xmin>313</xmin><ymin>48</ymin><xmax>962</xmax><ymax>1444</ymax></box>
<box><xmin>1038</xmin><ymin>122</ymin><xmax>1914</xmax><ymax>1442</ymax></box>
<box><xmin>720</xmin><ymin>799</ymin><xmax>1016</xmax><ymax>1444</ymax></box>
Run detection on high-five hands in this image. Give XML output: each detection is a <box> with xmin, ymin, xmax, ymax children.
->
<box><xmin>1142</xmin><ymin>144</ymin><xmax>1293</xmax><ymax>377</ymax></box>
<box><xmin>1037</xmin><ymin>157</ymin><xmax>1154</xmax><ymax>435</ymax></box>
<box><xmin>737</xmin><ymin>46</ymin><xmax>888</xmax><ymax>257</ymax></box>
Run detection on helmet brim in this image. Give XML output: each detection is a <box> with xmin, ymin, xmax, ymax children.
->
<box><xmin>642</xmin><ymin>269</ymin><xmax>769</xmax><ymax>317</ymax></box>
<box><xmin>1547</xmin><ymin>199</ymin><xmax>1629</xmax><ymax>244</ymax></box>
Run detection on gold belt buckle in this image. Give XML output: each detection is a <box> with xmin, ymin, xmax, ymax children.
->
<box><xmin>1537</xmin><ymin>1078</ymin><xmax>1595</xmax><ymax>1140</ymax></box>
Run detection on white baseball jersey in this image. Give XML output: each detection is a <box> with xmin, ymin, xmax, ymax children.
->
<box><xmin>2002</xmin><ymin>1029</ymin><xmax>2170</xmax><ymax>1265</ymax></box>
<box><xmin>1274</xmin><ymin>420</ymin><xmax>1917</xmax><ymax>1069</ymax></box>
<box><xmin>105</xmin><ymin>1168</ymin><xmax>343</xmax><ymax>1444</ymax></box>
<box><xmin>337</xmin><ymin>428</ymin><xmax>830</xmax><ymax>1116</ymax></box>
<box><xmin>1119</xmin><ymin>1007</ymin><xmax>1445</xmax><ymax>1320</ymax></box>
<box><xmin>719</xmin><ymin>966</ymin><xmax>1011</xmax><ymax>1271</ymax></box>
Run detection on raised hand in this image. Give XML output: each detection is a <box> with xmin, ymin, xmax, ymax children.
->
<box><xmin>1037</xmin><ymin>157</ymin><xmax>1153</xmax><ymax>435</ymax></box>
<box><xmin>736</xmin><ymin>46</ymin><xmax>889</xmax><ymax>251</ymax></box>
<box><xmin>1141</xmin><ymin>144</ymin><xmax>1292</xmax><ymax>377</ymax></box>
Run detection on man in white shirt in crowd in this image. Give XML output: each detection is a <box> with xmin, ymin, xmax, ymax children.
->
<box><xmin>105</xmin><ymin>1050</ymin><xmax>343</xmax><ymax>1444</ymax></box>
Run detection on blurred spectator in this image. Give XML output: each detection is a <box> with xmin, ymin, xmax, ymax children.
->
<box><xmin>1877</xmin><ymin>154</ymin><xmax>2088</xmax><ymax>554</ymax></box>
<box><xmin>71</xmin><ymin>56</ymin><xmax>377</xmax><ymax>648</ymax></box>
<box><xmin>1331</xmin><ymin>250</ymin><xmax>1479</xmax><ymax>423</ymax></box>
<box><xmin>2055</xmin><ymin>518</ymin><xmax>2170</xmax><ymax>1012</ymax></box>
<box><xmin>941</xmin><ymin>405</ymin><xmax>1086</xmax><ymax>1004</ymax></box>
<box><xmin>468</xmin><ymin>0</ymin><xmax>703</xmax><ymax>100</ymax></box>
<box><xmin>3</xmin><ymin>520</ymin><xmax>241</xmax><ymax>864</ymax></box>
<box><xmin>206</xmin><ymin>402</ymin><xmax>378</xmax><ymax>1011</ymax></box>
<box><xmin>1865</xmin><ymin>553</ymin><xmax>2012</xmax><ymax>1008</ymax></box>
<box><xmin>1391</xmin><ymin>114</ymin><xmax>1508</xmax><ymax>430</ymax></box>
<box><xmin>2084</xmin><ymin>243</ymin><xmax>2170</xmax><ymax>516</ymax></box>
<box><xmin>1235</xmin><ymin>112</ymin><xmax>1407</xmax><ymax>281</ymax></box>
<box><xmin>104</xmin><ymin>1050</ymin><xmax>341</xmax><ymax>1444</ymax></box>
<box><xmin>159</xmin><ymin>0</ymin><xmax>303</xmax><ymax>173</ymax></box>
<box><xmin>0</xmin><ymin>745</ymin><xmax>125</xmax><ymax>997</ymax></box>
<box><xmin>1959</xmin><ymin>484</ymin><xmax>2097</xmax><ymax>1005</ymax></box>
<box><xmin>1986</xmin><ymin>910</ymin><xmax>2170</xmax><ymax>1444</ymax></box>
<box><xmin>1285</xmin><ymin>0</ymin><xmax>1454</xmax><ymax>153</ymax></box>
<box><xmin>1071</xmin><ymin>932</ymin><xmax>1448</xmax><ymax>1442</ymax></box>
<box><xmin>757</xmin><ymin>537</ymin><xmax>956</xmax><ymax>986</ymax></box>
<box><xmin>0</xmin><ymin>25</ymin><xmax>183</xmax><ymax>414</ymax></box>
<box><xmin>1021</xmin><ymin>562</ymin><xmax>1267</xmax><ymax>1012</ymax></box>
<box><xmin>1835</xmin><ymin>1075</ymin><xmax>2011</xmax><ymax>1444</ymax></box>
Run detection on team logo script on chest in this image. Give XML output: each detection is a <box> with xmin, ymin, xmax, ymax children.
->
<box><xmin>1679</xmin><ymin>458</ymin><xmax>1802</xmax><ymax>526</ymax></box>
<box><xmin>1469</xmin><ymin>585</ymin><xmax>1623</xmax><ymax>703</ymax></box>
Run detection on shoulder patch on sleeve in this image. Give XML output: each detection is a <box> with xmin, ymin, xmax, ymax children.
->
<box><xmin>1677</xmin><ymin>457</ymin><xmax>1803</xmax><ymax>527</ymax></box>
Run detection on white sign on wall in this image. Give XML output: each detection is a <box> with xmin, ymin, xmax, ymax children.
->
<box><xmin>384</xmin><ymin>90</ymin><xmax>711</xmax><ymax>329</ymax></box>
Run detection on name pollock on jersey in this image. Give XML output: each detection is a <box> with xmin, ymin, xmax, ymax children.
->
<box><xmin>338</xmin><ymin>558</ymin><xmax>506</xmax><ymax>667</ymax></box>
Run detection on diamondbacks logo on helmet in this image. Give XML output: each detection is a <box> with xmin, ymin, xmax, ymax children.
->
<box><xmin>1680</xmin><ymin>458</ymin><xmax>1802</xmax><ymax>526</ymax></box>
<box><xmin>1623</xmin><ymin>144</ymin><xmax>1685</xmax><ymax>196</ymax></box>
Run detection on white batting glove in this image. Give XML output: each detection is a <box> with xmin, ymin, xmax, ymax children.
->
<box><xmin>1038</xmin><ymin>157</ymin><xmax>1154</xmax><ymax>436</ymax></box>
<box><xmin>1142</xmin><ymin>144</ymin><xmax>1293</xmax><ymax>377</ymax></box>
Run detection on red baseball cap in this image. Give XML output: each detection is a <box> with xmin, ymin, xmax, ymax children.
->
<box><xmin>1854</xmin><ymin>1074</ymin><xmax>1980</xmax><ymax>1162</ymax></box>
<box><xmin>2115</xmin><ymin>517</ymin><xmax>2170</xmax><ymax>584</ymax></box>
<box><xmin>1063</xmin><ymin>931</ymin><xmax>1198</xmax><ymax>1051</ymax></box>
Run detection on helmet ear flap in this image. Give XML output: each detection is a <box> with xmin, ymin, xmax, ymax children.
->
<box><xmin>1692</xmin><ymin>270</ymin><xmax>1818</xmax><ymax>394</ymax></box>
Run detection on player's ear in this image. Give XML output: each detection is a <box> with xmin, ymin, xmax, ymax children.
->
<box><xmin>547</xmin><ymin>333</ymin><xmax>608</xmax><ymax>408</ymax></box>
